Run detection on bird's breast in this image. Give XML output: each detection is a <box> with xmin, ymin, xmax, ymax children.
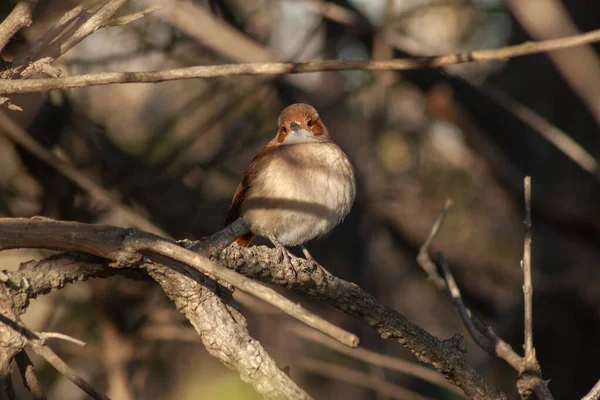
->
<box><xmin>242</xmin><ymin>142</ymin><xmax>356</xmax><ymax>245</ymax></box>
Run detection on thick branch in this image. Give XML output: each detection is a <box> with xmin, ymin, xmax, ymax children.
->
<box><xmin>216</xmin><ymin>246</ymin><xmax>504</xmax><ymax>399</ymax></box>
<box><xmin>1</xmin><ymin>28</ymin><xmax>600</xmax><ymax>93</ymax></box>
<box><xmin>0</xmin><ymin>218</ymin><xmax>357</xmax><ymax>348</ymax></box>
<box><xmin>2</xmin><ymin>249</ymin><xmax>310</xmax><ymax>399</ymax></box>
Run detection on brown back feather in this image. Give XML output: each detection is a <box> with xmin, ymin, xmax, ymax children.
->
<box><xmin>225</xmin><ymin>145</ymin><xmax>279</xmax><ymax>246</ymax></box>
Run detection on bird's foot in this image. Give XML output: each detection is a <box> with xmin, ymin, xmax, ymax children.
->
<box><xmin>267</xmin><ymin>234</ymin><xmax>298</xmax><ymax>277</ymax></box>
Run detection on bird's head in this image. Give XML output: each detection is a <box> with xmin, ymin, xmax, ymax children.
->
<box><xmin>275</xmin><ymin>103</ymin><xmax>329</xmax><ymax>145</ymax></box>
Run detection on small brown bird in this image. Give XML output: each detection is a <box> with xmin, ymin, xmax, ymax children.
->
<box><xmin>226</xmin><ymin>103</ymin><xmax>356</xmax><ymax>265</ymax></box>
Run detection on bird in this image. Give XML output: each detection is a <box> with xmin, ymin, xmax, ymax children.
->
<box><xmin>225</xmin><ymin>103</ymin><xmax>356</xmax><ymax>268</ymax></box>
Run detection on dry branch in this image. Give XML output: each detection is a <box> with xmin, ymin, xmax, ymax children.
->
<box><xmin>1</xmin><ymin>249</ymin><xmax>310</xmax><ymax>399</ymax></box>
<box><xmin>0</xmin><ymin>218</ymin><xmax>357</xmax><ymax>348</ymax></box>
<box><xmin>216</xmin><ymin>246</ymin><xmax>504</xmax><ymax>398</ymax></box>
<box><xmin>0</xmin><ymin>1</ymin><xmax>37</xmax><ymax>53</ymax></box>
<box><xmin>417</xmin><ymin>199</ymin><xmax>553</xmax><ymax>399</ymax></box>
<box><xmin>0</xmin><ymin>218</ymin><xmax>503</xmax><ymax>398</ymax></box>
<box><xmin>2</xmin><ymin>28</ymin><xmax>600</xmax><ymax>94</ymax></box>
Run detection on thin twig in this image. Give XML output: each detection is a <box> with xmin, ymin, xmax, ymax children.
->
<box><xmin>287</xmin><ymin>323</ymin><xmax>464</xmax><ymax>396</ymax></box>
<box><xmin>40</xmin><ymin>332</ymin><xmax>86</xmax><ymax>347</ymax></box>
<box><xmin>106</xmin><ymin>5</ymin><xmax>161</xmax><ymax>26</ymax></box>
<box><xmin>522</xmin><ymin>176</ymin><xmax>534</xmax><ymax>358</ymax></box>
<box><xmin>296</xmin><ymin>356</ymin><xmax>434</xmax><ymax>400</ymax></box>
<box><xmin>3</xmin><ymin>28</ymin><xmax>600</xmax><ymax>93</ymax></box>
<box><xmin>417</xmin><ymin>199</ymin><xmax>554</xmax><ymax>400</ymax></box>
<box><xmin>416</xmin><ymin>199</ymin><xmax>453</xmax><ymax>290</ymax></box>
<box><xmin>15</xmin><ymin>351</ymin><xmax>45</xmax><ymax>400</ymax></box>
<box><xmin>30</xmin><ymin>342</ymin><xmax>110</xmax><ymax>400</ymax></box>
<box><xmin>437</xmin><ymin>252</ymin><xmax>495</xmax><ymax>355</ymax></box>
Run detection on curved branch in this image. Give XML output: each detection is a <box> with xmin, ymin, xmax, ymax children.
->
<box><xmin>2</xmin><ymin>251</ymin><xmax>311</xmax><ymax>399</ymax></box>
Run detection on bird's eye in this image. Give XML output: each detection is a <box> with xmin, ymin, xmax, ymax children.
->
<box><xmin>282</xmin><ymin>126</ymin><xmax>288</xmax><ymax>133</ymax></box>
<box><xmin>307</xmin><ymin>119</ymin><xmax>313</xmax><ymax>127</ymax></box>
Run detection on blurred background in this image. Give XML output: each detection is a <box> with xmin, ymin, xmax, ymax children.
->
<box><xmin>1</xmin><ymin>0</ymin><xmax>600</xmax><ymax>399</ymax></box>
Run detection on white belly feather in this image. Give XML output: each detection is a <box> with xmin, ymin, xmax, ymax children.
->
<box><xmin>241</xmin><ymin>142</ymin><xmax>356</xmax><ymax>246</ymax></box>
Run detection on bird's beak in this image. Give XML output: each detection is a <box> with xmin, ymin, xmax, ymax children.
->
<box><xmin>289</xmin><ymin>121</ymin><xmax>301</xmax><ymax>133</ymax></box>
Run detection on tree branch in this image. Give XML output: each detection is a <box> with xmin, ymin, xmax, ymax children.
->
<box><xmin>216</xmin><ymin>245</ymin><xmax>504</xmax><ymax>399</ymax></box>
<box><xmin>0</xmin><ymin>218</ymin><xmax>358</xmax><ymax>348</ymax></box>
<box><xmin>522</xmin><ymin>177</ymin><xmax>534</xmax><ymax>358</ymax></box>
<box><xmin>15</xmin><ymin>350</ymin><xmax>45</xmax><ymax>400</ymax></box>
<box><xmin>2</xmin><ymin>250</ymin><xmax>311</xmax><ymax>399</ymax></box>
<box><xmin>0</xmin><ymin>1</ymin><xmax>37</xmax><ymax>54</ymax></box>
<box><xmin>417</xmin><ymin>200</ymin><xmax>553</xmax><ymax>399</ymax></box>
<box><xmin>1</xmin><ymin>28</ymin><xmax>600</xmax><ymax>94</ymax></box>
<box><xmin>0</xmin><ymin>217</ymin><xmax>504</xmax><ymax>398</ymax></box>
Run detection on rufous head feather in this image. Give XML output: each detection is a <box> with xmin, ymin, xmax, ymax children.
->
<box><xmin>275</xmin><ymin>103</ymin><xmax>329</xmax><ymax>145</ymax></box>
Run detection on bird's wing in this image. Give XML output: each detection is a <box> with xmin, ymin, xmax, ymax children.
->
<box><xmin>225</xmin><ymin>144</ymin><xmax>276</xmax><ymax>226</ymax></box>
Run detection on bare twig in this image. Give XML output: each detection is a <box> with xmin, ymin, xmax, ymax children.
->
<box><xmin>0</xmin><ymin>110</ymin><xmax>168</xmax><ymax>237</ymax></box>
<box><xmin>30</xmin><ymin>341</ymin><xmax>110</xmax><ymax>400</ymax></box>
<box><xmin>583</xmin><ymin>379</ymin><xmax>600</xmax><ymax>400</ymax></box>
<box><xmin>39</xmin><ymin>332</ymin><xmax>86</xmax><ymax>347</ymax></box>
<box><xmin>522</xmin><ymin>176</ymin><xmax>534</xmax><ymax>358</ymax></box>
<box><xmin>2</xmin><ymin>28</ymin><xmax>600</xmax><ymax>93</ymax></box>
<box><xmin>484</xmin><ymin>89</ymin><xmax>597</xmax><ymax>175</ymax></box>
<box><xmin>437</xmin><ymin>252</ymin><xmax>495</xmax><ymax>355</ymax></box>
<box><xmin>417</xmin><ymin>200</ymin><xmax>554</xmax><ymax>399</ymax></box>
<box><xmin>0</xmin><ymin>1</ymin><xmax>37</xmax><ymax>53</ymax></box>
<box><xmin>15</xmin><ymin>351</ymin><xmax>45</xmax><ymax>400</ymax></box>
<box><xmin>296</xmin><ymin>356</ymin><xmax>434</xmax><ymax>400</ymax></box>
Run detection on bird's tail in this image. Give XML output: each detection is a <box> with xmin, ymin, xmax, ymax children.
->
<box><xmin>235</xmin><ymin>233</ymin><xmax>254</xmax><ymax>247</ymax></box>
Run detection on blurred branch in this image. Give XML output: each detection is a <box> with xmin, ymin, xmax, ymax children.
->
<box><xmin>3</xmin><ymin>28</ymin><xmax>600</xmax><ymax>93</ymax></box>
<box><xmin>508</xmin><ymin>0</ymin><xmax>600</xmax><ymax>127</ymax></box>
<box><xmin>485</xmin><ymin>88</ymin><xmax>597</xmax><ymax>175</ymax></box>
<box><xmin>30</xmin><ymin>340</ymin><xmax>110</xmax><ymax>400</ymax></box>
<box><xmin>0</xmin><ymin>110</ymin><xmax>169</xmax><ymax>236</ymax></box>
<box><xmin>135</xmin><ymin>0</ymin><xmax>274</xmax><ymax>62</ymax></box>
<box><xmin>417</xmin><ymin>199</ymin><xmax>553</xmax><ymax>399</ymax></box>
<box><xmin>296</xmin><ymin>356</ymin><xmax>434</xmax><ymax>400</ymax></box>
<box><xmin>2</xmin><ymin>0</ymin><xmax>130</xmax><ymax>79</ymax></box>
<box><xmin>0</xmin><ymin>315</ymin><xmax>110</xmax><ymax>400</ymax></box>
<box><xmin>0</xmin><ymin>0</ymin><xmax>37</xmax><ymax>53</ymax></box>
<box><xmin>14</xmin><ymin>351</ymin><xmax>45</xmax><ymax>400</ymax></box>
<box><xmin>287</xmin><ymin>323</ymin><xmax>464</xmax><ymax>397</ymax></box>
<box><xmin>583</xmin><ymin>379</ymin><xmax>600</xmax><ymax>400</ymax></box>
